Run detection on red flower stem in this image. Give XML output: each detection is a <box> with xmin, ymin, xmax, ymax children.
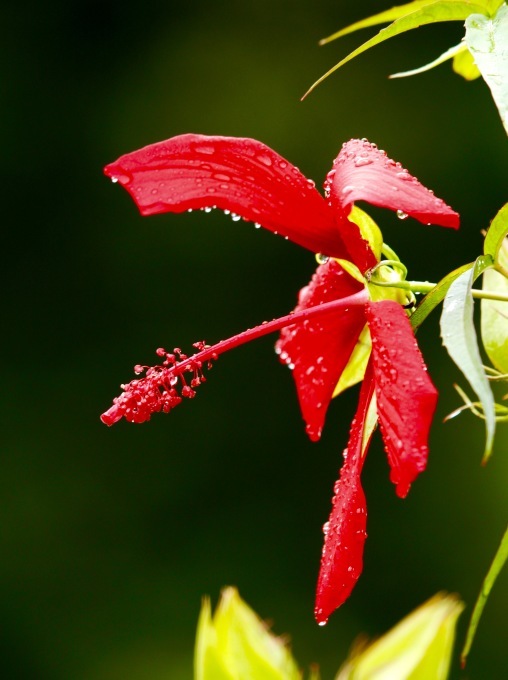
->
<box><xmin>173</xmin><ymin>289</ymin><xmax>369</xmax><ymax>371</ymax></box>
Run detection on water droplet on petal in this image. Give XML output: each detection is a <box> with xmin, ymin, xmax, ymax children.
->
<box><xmin>316</xmin><ymin>253</ymin><xmax>330</xmax><ymax>265</ymax></box>
<box><xmin>396</xmin><ymin>209</ymin><xmax>408</xmax><ymax>220</ymax></box>
<box><xmin>354</xmin><ymin>157</ymin><xmax>373</xmax><ymax>167</ymax></box>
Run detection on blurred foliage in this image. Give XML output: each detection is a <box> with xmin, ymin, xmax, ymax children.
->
<box><xmin>3</xmin><ymin>1</ymin><xmax>508</xmax><ymax>678</ymax></box>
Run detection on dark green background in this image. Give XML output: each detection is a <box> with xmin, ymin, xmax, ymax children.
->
<box><xmin>3</xmin><ymin>1</ymin><xmax>508</xmax><ymax>677</ymax></box>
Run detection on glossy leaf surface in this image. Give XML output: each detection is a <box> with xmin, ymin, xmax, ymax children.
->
<box><xmin>465</xmin><ymin>4</ymin><xmax>508</xmax><ymax>135</ymax></box>
<box><xmin>440</xmin><ymin>256</ymin><xmax>496</xmax><ymax>460</ymax></box>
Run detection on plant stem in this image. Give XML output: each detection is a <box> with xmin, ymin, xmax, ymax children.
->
<box><xmin>374</xmin><ymin>279</ymin><xmax>508</xmax><ymax>303</ymax></box>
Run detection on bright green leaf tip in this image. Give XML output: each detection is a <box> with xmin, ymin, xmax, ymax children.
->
<box><xmin>337</xmin><ymin>593</ymin><xmax>464</xmax><ymax>679</ymax></box>
<box><xmin>194</xmin><ymin>588</ymin><xmax>301</xmax><ymax>680</ymax></box>
<box><xmin>483</xmin><ymin>202</ymin><xmax>508</xmax><ymax>261</ymax></box>
<box><xmin>306</xmin><ymin>0</ymin><xmax>490</xmax><ymax>97</ymax></box>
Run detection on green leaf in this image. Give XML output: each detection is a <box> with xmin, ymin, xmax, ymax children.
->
<box><xmin>440</xmin><ymin>256</ymin><xmax>496</xmax><ymax>461</ymax></box>
<box><xmin>194</xmin><ymin>588</ymin><xmax>301</xmax><ymax>680</ymax></box>
<box><xmin>410</xmin><ymin>262</ymin><xmax>474</xmax><ymax>331</ymax></box>
<box><xmin>305</xmin><ymin>1</ymin><xmax>487</xmax><ymax>96</ymax></box>
<box><xmin>482</xmin><ymin>236</ymin><xmax>508</xmax><ymax>373</ymax></box>
<box><xmin>465</xmin><ymin>4</ymin><xmax>508</xmax><ymax>135</ymax></box>
<box><xmin>320</xmin><ymin>0</ymin><xmax>447</xmax><ymax>44</ymax></box>
<box><xmin>453</xmin><ymin>44</ymin><xmax>482</xmax><ymax>79</ymax></box>
<box><xmin>333</xmin><ymin>324</ymin><xmax>371</xmax><ymax>397</ymax></box>
<box><xmin>483</xmin><ymin>201</ymin><xmax>508</xmax><ymax>261</ymax></box>
<box><xmin>320</xmin><ymin>0</ymin><xmax>493</xmax><ymax>45</ymax></box>
<box><xmin>461</xmin><ymin>525</ymin><xmax>508</xmax><ymax>666</ymax></box>
<box><xmin>336</xmin><ymin>593</ymin><xmax>464</xmax><ymax>679</ymax></box>
<box><xmin>390</xmin><ymin>41</ymin><xmax>466</xmax><ymax>78</ymax></box>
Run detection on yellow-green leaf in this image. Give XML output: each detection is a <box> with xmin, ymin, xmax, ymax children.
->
<box><xmin>461</xmin><ymin>525</ymin><xmax>508</xmax><ymax>666</ymax></box>
<box><xmin>348</xmin><ymin>205</ymin><xmax>383</xmax><ymax>261</ymax></box>
<box><xmin>320</xmin><ymin>0</ymin><xmax>488</xmax><ymax>45</ymax></box>
<box><xmin>453</xmin><ymin>44</ymin><xmax>482</xmax><ymax>78</ymax></box>
<box><xmin>482</xmin><ymin>237</ymin><xmax>508</xmax><ymax>373</ymax></box>
<box><xmin>410</xmin><ymin>262</ymin><xmax>474</xmax><ymax>331</ymax></box>
<box><xmin>336</xmin><ymin>593</ymin><xmax>464</xmax><ymax>679</ymax></box>
<box><xmin>194</xmin><ymin>588</ymin><xmax>301</xmax><ymax>680</ymax></box>
<box><xmin>333</xmin><ymin>325</ymin><xmax>371</xmax><ymax>397</ymax></box>
<box><xmin>390</xmin><ymin>41</ymin><xmax>466</xmax><ymax>78</ymax></box>
<box><xmin>305</xmin><ymin>1</ymin><xmax>487</xmax><ymax>96</ymax></box>
<box><xmin>483</xmin><ymin>201</ymin><xmax>508</xmax><ymax>262</ymax></box>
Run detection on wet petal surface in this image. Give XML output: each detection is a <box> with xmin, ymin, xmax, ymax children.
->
<box><xmin>315</xmin><ymin>370</ymin><xmax>375</xmax><ymax>624</ymax></box>
<box><xmin>276</xmin><ymin>260</ymin><xmax>366</xmax><ymax>441</ymax></box>
<box><xmin>366</xmin><ymin>300</ymin><xmax>438</xmax><ymax>498</ymax></box>
<box><xmin>105</xmin><ymin>133</ymin><xmax>349</xmax><ymax>258</ymax></box>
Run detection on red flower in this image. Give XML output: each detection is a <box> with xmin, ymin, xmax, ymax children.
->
<box><xmin>102</xmin><ymin>134</ymin><xmax>458</xmax><ymax>623</ymax></box>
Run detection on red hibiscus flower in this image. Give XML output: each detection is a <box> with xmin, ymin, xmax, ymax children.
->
<box><xmin>102</xmin><ymin>134</ymin><xmax>459</xmax><ymax>623</ymax></box>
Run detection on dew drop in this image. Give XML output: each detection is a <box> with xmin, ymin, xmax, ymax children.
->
<box><xmin>316</xmin><ymin>253</ymin><xmax>330</xmax><ymax>265</ymax></box>
<box><xmin>110</xmin><ymin>173</ymin><xmax>131</xmax><ymax>185</ymax></box>
<box><xmin>231</xmin><ymin>213</ymin><xmax>242</xmax><ymax>222</ymax></box>
<box><xmin>396</xmin><ymin>209</ymin><xmax>408</xmax><ymax>220</ymax></box>
<box><xmin>354</xmin><ymin>157</ymin><xmax>373</xmax><ymax>167</ymax></box>
<box><xmin>254</xmin><ymin>223</ymin><xmax>261</xmax><ymax>229</ymax></box>
<box><xmin>318</xmin><ymin>620</ymin><xmax>327</xmax><ymax>627</ymax></box>
<box><xmin>204</xmin><ymin>207</ymin><xmax>213</xmax><ymax>213</ymax></box>
<box><xmin>257</xmin><ymin>154</ymin><xmax>273</xmax><ymax>167</ymax></box>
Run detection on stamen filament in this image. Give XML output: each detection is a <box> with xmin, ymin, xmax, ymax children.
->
<box><xmin>165</xmin><ymin>289</ymin><xmax>369</xmax><ymax>372</ymax></box>
<box><xmin>101</xmin><ymin>289</ymin><xmax>369</xmax><ymax>426</ymax></box>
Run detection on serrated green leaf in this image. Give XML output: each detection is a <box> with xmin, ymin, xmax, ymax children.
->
<box><xmin>305</xmin><ymin>2</ymin><xmax>487</xmax><ymax>96</ymax></box>
<box><xmin>453</xmin><ymin>44</ymin><xmax>482</xmax><ymax>78</ymax></box>
<box><xmin>483</xmin><ymin>201</ymin><xmax>508</xmax><ymax>261</ymax></box>
<box><xmin>390</xmin><ymin>41</ymin><xmax>466</xmax><ymax>78</ymax></box>
<box><xmin>410</xmin><ymin>262</ymin><xmax>474</xmax><ymax>331</ymax></box>
<box><xmin>481</xmin><ymin>236</ymin><xmax>508</xmax><ymax>372</ymax></box>
<box><xmin>336</xmin><ymin>593</ymin><xmax>464</xmax><ymax>679</ymax></box>
<box><xmin>465</xmin><ymin>4</ymin><xmax>508</xmax><ymax>135</ymax></box>
<box><xmin>440</xmin><ymin>256</ymin><xmax>496</xmax><ymax>461</ymax></box>
<box><xmin>461</xmin><ymin>525</ymin><xmax>508</xmax><ymax>666</ymax></box>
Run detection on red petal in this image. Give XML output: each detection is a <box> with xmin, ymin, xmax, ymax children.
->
<box><xmin>314</xmin><ymin>371</ymin><xmax>375</xmax><ymax>624</ymax></box>
<box><xmin>105</xmin><ymin>134</ymin><xmax>349</xmax><ymax>258</ymax></box>
<box><xmin>366</xmin><ymin>300</ymin><xmax>438</xmax><ymax>498</ymax></box>
<box><xmin>327</xmin><ymin>138</ymin><xmax>460</xmax><ymax>232</ymax></box>
<box><xmin>275</xmin><ymin>260</ymin><xmax>366</xmax><ymax>441</ymax></box>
